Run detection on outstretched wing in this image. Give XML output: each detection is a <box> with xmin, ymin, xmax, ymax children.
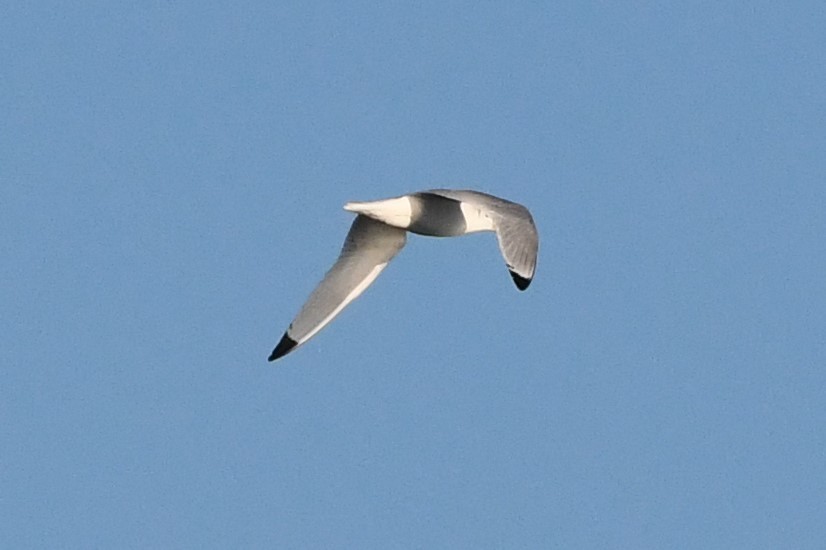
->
<box><xmin>492</xmin><ymin>205</ymin><xmax>538</xmax><ymax>290</ymax></box>
<box><xmin>428</xmin><ymin>189</ymin><xmax>539</xmax><ymax>290</ymax></box>
<box><xmin>269</xmin><ymin>215</ymin><xmax>407</xmax><ymax>361</ymax></box>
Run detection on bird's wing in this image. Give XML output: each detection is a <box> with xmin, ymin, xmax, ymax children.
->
<box><xmin>491</xmin><ymin>204</ymin><xmax>539</xmax><ymax>290</ymax></box>
<box><xmin>269</xmin><ymin>215</ymin><xmax>406</xmax><ymax>361</ymax></box>
<box><xmin>428</xmin><ymin>189</ymin><xmax>539</xmax><ymax>290</ymax></box>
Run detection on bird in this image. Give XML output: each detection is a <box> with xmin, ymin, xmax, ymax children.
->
<box><xmin>269</xmin><ymin>189</ymin><xmax>539</xmax><ymax>362</ymax></box>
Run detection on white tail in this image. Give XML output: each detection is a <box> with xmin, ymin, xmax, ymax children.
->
<box><xmin>343</xmin><ymin>196</ymin><xmax>414</xmax><ymax>229</ymax></box>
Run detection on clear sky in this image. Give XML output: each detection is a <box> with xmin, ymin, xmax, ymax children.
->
<box><xmin>3</xmin><ymin>2</ymin><xmax>825</xmax><ymax>548</ymax></box>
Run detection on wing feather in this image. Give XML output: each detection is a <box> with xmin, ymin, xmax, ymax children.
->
<box><xmin>429</xmin><ymin>189</ymin><xmax>539</xmax><ymax>290</ymax></box>
<box><xmin>269</xmin><ymin>215</ymin><xmax>406</xmax><ymax>361</ymax></box>
<box><xmin>493</xmin><ymin>205</ymin><xmax>538</xmax><ymax>290</ymax></box>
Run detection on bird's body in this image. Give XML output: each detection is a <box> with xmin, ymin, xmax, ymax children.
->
<box><xmin>269</xmin><ymin>189</ymin><xmax>538</xmax><ymax>362</ymax></box>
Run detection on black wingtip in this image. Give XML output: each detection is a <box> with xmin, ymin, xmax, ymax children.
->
<box><xmin>269</xmin><ymin>333</ymin><xmax>298</xmax><ymax>362</ymax></box>
<box><xmin>509</xmin><ymin>270</ymin><xmax>532</xmax><ymax>291</ymax></box>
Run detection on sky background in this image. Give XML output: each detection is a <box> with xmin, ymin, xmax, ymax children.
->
<box><xmin>3</xmin><ymin>2</ymin><xmax>826</xmax><ymax>548</ymax></box>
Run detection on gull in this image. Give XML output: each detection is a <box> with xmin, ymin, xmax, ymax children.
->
<box><xmin>269</xmin><ymin>189</ymin><xmax>539</xmax><ymax>362</ymax></box>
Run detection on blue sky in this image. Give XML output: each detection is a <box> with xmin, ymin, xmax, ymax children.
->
<box><xmin>3</xmin><ymin>2</ymin><xmax>825</xmax><ymax>548</ymax></box>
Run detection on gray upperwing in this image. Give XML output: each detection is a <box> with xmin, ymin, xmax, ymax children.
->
<box><xmin>493</xmin><ymin>207</ymin><xmax>538</xmax><ymax>290</ymax></box>
<box><xmin>427</xmin><ymin>189</ymin><xmax>538</xmax><ymax>290</ymax></box>
<box><xmin>269</xmin><ymin>215</ymin><xmax>406</xmax><ymax>361</ymax></box>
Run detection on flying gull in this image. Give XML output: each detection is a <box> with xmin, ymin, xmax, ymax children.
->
<box><xmin>269</xmin><ymin>189</ymin><xmax>538</xmax><ymax>362</ymax></box>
